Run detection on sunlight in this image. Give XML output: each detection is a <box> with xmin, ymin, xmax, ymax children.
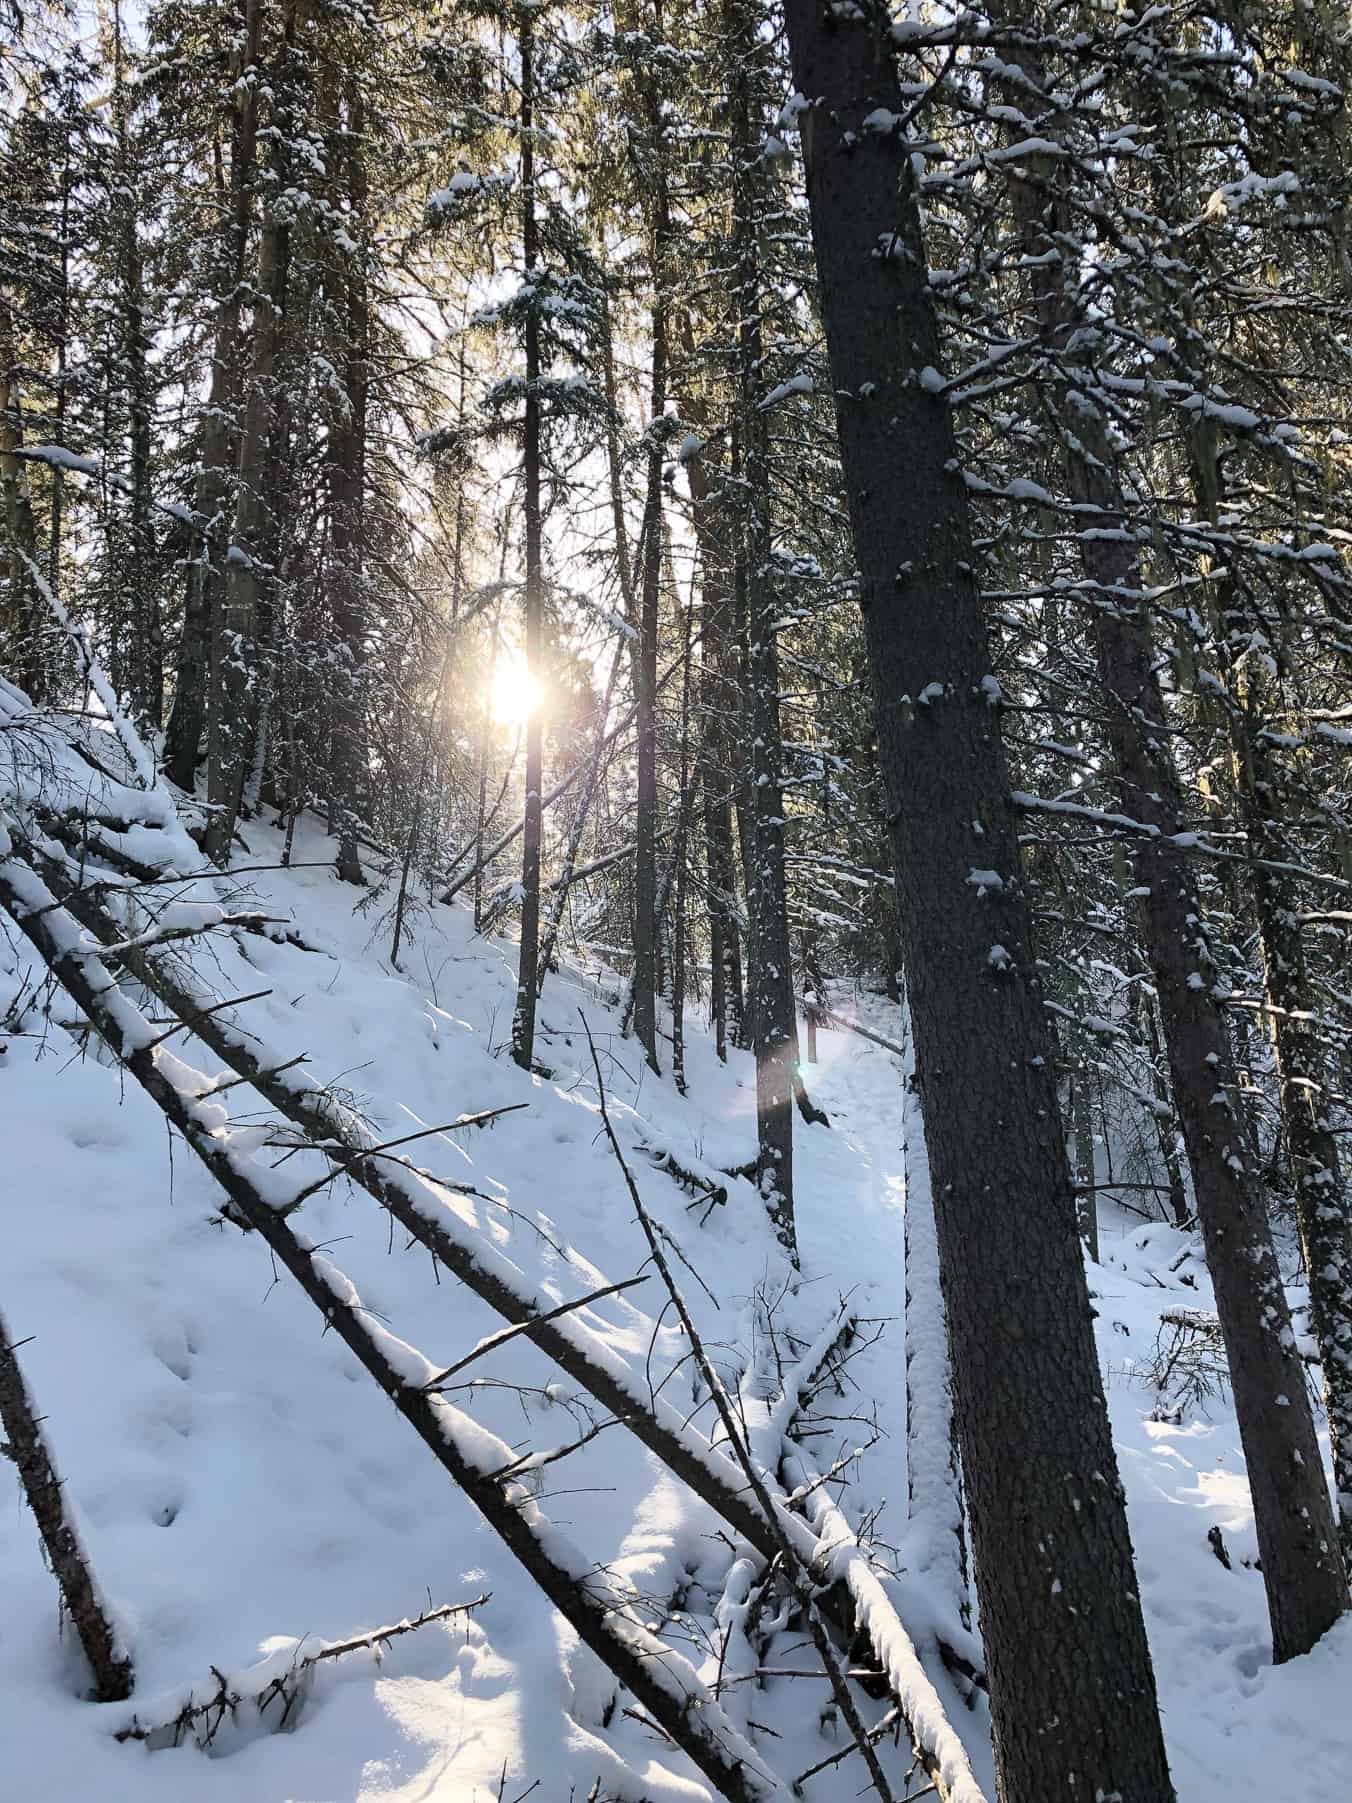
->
<box><xmin>489</xmin><ymin>653</ymin><xmax>545</xmax><ymax>727</ymax></box>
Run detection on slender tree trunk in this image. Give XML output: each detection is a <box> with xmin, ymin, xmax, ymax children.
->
<box><xmin>631</xmin><ymin>111</ymin><xmax>669</xmax><ymax>1076</ymax></box>
<box><xmin>684</xmin><ymin>430</ymin><xmax>744</xmax><ymax>1059</ymax></box>
<box><xmin>112</xmin><ymin>0</ymin><xmax>162</xmax><ymax>731</ymax></box>
<box><xmin>1</xmin><ymin>343</ymin><xmax>42</xmax><ymax>698</ymax></box>
<box><xmin>1185</xmin><ymin>420</ymin><xmax>1352</xmax><ymax>1574</ymax></box>
<box><xmin>47</xmin><ymin>144</ymin><xmax>71</xmax><ymax>594</ymax></box>
<box><xmin>670</xmin><ymin>577</ymin><xmax>696</xmax><ymax>1096</ymax></box>
<box><xmin>781</xmin><ymin>9</ymin><xmax>1174</xmax><ymax>1797</ymax></box>
<box><xmin>1250</xmin><ymin>802</ymin><xmax>1352</xmax><ymax>1568</ymax></box>
<box><xmin>1086</xmin><ymin>543</ymin><xmax>1347</xmax><ymax>1654</ymax></box>
<box><xmin>1072</xmin><ymin>1073</ymin><xmax>1099</xmax><ymax>1262</ymax></box>
<box><xmin>994</xmin><ymin>61</ymin><xmax>1349</xmax><ymax>1655</ymax></box>
<box><xmin>511</xmin><ymin>7</ymin><xmax>544</xmax><ymax>1070</ymax></box>
<box><xmin>538</xmin><ymin>634</ymin><xmax>625</xmax><ymax>988</ymax></box>
<box><xmin>329</xmin><ymin>84</ymin><xmax>370</xmax><ymax>886</ymax></box>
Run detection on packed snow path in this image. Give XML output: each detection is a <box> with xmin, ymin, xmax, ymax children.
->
<box><xmin>3</xmin><ymin>810</ymin><xmax>1352</xmax><ymax>1800</ymax></box>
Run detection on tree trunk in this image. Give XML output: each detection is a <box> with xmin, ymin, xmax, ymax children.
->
<box><xmin>0</xmin><ymin>1307</ymin><xmax>134</xmax><ymax>1702</ymax></box>
<box><xmin>732</xmin><ymin>50</ymin><xmax>796</xmax><ymax>1260</ymax></box>
<box><xmin>993</xmin><ymin>60</ymin><xmax>1349</xmax><ymax>1654</ymax></box>
<box><xmin>781</xmin><ymin>9</ymin><xmax>1175</xmax><ymax>1797</ymax></box>
<box><xmin>328</xmin><ymin>83</ymin><xmax>370</xmax><ymax>886</ymax></box>
<box><xmin>511</xmin><ymin>7</ymin><xmax>544</xmax><ymax>1070</ymax></box>
<box><xmin>1087</xmin><ymin>544</ymin><xmax>1347</xmax><ymax>1655</ymax></box>
<box><xmin>1072</xmin><ymin>1073</ymin><xmax>1099</xmax><ymax>1262</ymax></box>
<box><xmin>684</xmin><ymin>426</ymin><xmax>744</xmax><ymax>1060</ymax></box>
<box><xmin>1187</xmin><ymin>418</ymin><xmax>1352</xmax><ymax>1576</ymax></box>
<box><xmin>631</xmin><ymin>121</ymin><xmax>669</xmax><ymax>1077</ymax></box>
<box><xmin>166</xmin><ymin>0</ymin><xmax>263</xmax><ymax>791</ymax></box>
<box><xmin>1</xmin><ymin>308</ymin><xmax>43</xmax><ymax>699</ymax></box>
<box><xmin>111</xmin><ymin>0</ymin><xmax>162</xmax><ymax>730</ymax></box>
<box><xmin>538</xmin><ymin>633</ymin><xmax>626</xmax><ymax>988</ymax></box>
<box><xmin>205</xmin><ymin>0</ymin><xmax>294</xmax><ymax>864</ymax></box>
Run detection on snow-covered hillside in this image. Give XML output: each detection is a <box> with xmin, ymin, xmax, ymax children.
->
<box><xmin>3</xmin><ymin>763</ymin><xmax>1351</xmax><ymax>1801</ymax></box>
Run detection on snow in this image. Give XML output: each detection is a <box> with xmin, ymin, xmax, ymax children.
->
<box><xmin>3</xmin><ymin>725</ymin><xmax>1352</xmax><ymax>1799</ymax></box>
<box><xmin>757</xmin><ymin>371</ymin><xmax>814</xmax><ymax>409</ymax></box>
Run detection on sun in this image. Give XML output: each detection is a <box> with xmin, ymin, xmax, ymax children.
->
<box><xmin>489</xmin><ymin>652</ymin><xmax>545</xmax><ymax>727</ymax></box>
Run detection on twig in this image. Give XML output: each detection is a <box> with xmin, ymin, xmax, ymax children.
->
<box><xmin>424</xmin><ymin>1276</ymin><xmax>650</xmax><ymax>1389</ymax></box>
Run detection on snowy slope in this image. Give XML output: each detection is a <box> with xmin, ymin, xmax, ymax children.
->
<box><xmin>3</xmin><ymin>787</ymin><xmax>1351</xmax><ymax>1800</ymax></box>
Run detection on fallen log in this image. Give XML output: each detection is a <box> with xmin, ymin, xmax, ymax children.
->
<box><xmin>26</xmin><ymin>821</ymin><xmax>986</xmax><ymax>1795</ymax></box>
<box><xmin>0</xmin><ymin>828</ymin><xmax>784</xmax><ymax>1803</ymax></box>
<box><xmin>23</xmin><ymin>825</ymin><xmax>778</xmax><ymax>1555</ymax></box>
<box><xmin>0</xmin><ymin>1305</ymin><xmax>134</xmax><ymax>1702</ymax></box>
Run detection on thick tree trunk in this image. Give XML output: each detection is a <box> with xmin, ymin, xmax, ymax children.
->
<box><xmin>728</xmin><ymin>39</ymin><xmax>796</xmax><ymax>1255</ymax></box>
<box><xmin>900</xmin><ymin>1007</ymin><xmax>975</xmax><ymax>1664</ymax></box>
<box><xmin>741</xmin><ymin>369</ymin><xmax>795</xmax><ymax>1257</ymax></box>
<box><xmin>511</xmin><ymin>8</ymin><xmax>544</xmax><ymax>1070</ymax></box>
<box><xmin>781</xmin><ymin>8</ymin><xmax>1174</xmax><ymax>1797</ymax></box>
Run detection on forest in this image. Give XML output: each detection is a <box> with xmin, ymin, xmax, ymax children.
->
<box><xmin>3</xmin><ymin>0</ymin><xmax>1352</xmax><ymax>1799</ymax></box>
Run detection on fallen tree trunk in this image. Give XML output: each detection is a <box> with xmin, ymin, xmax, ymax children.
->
<box><xmin>0</xmin><ymin>1304</ymin><xmax>134</xmax><ymax>1702</ymax></box>
<box><xmin>25</xmin><ymin>821</ymin><xmax>777</xmax><ymax>1554</ymax></box>
<box><xmin>0</xmin><ymin>827</ymin><xmax>784</xmax><ymax>1803</ymax></box>
<box><xmin>29</xmin><ymin>818</ymin><xmax>984</xmax><ymax>1792</ymax></box>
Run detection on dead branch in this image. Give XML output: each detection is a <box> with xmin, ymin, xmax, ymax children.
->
<box><xmin>115</xmin><ymin>1596</ymin><xmax>490</xmax><ymax>1747</ymax></box>
<box><xmin>779</xmin><ymin>1442</ymin><xmax>987</xmax><ymax>1803</ymax></box>
<box><xmin>23</xmin><ymin>829</ymin><xmax>981</xmax><ymax>1788</ymax></box>
<box><xmin>424</xmin><ymin>1275</ymin><xmax>650</xmax><ymax>1389</ymax></box>
<box><xmin>814</xmin><ymin>1008</ymin><xmax>907</xmax><ymax>1061</ymax></box>
<box><xmin>582</xmin><ymin>1015</ymin><xmax>896</xmax><ymax>1803</ymax></box>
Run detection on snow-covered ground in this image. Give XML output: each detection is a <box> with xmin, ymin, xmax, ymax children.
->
<box><xmin>4</xmin><ymin>795</ymin><xmax>1351</xmax><ymax>1801</ymax></box>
